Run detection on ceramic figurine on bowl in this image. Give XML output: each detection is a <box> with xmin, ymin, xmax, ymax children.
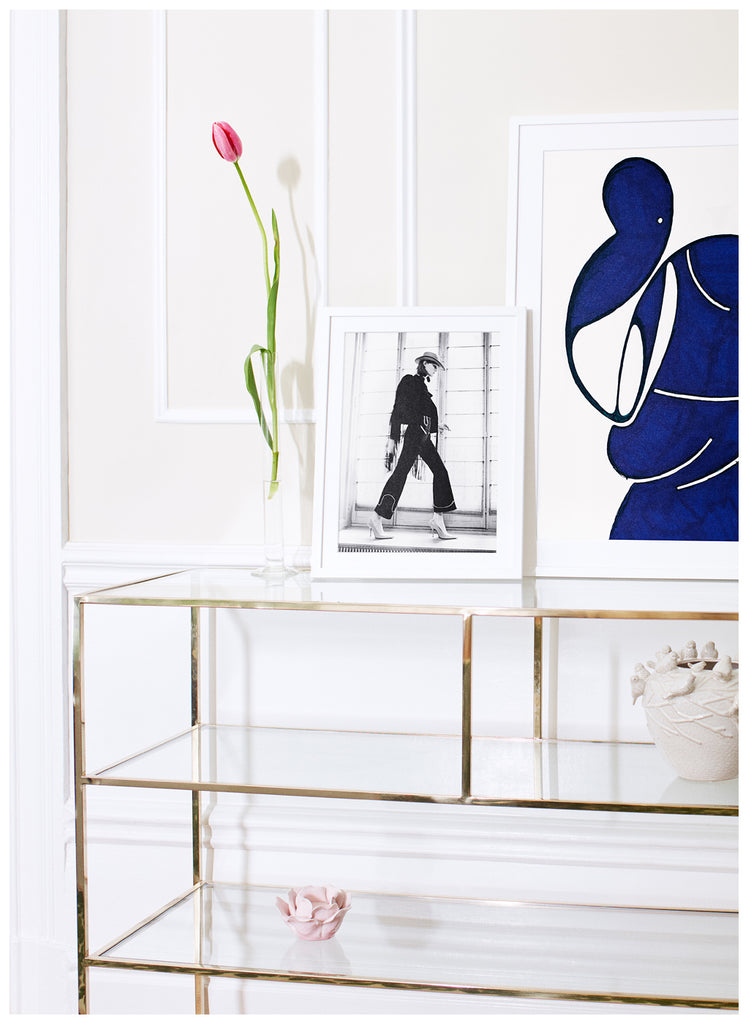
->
<box><xmin>701</xmin><ymin>641</ymin><xmax>719</xmax><ymax>661</ymax></box>
<box><xmin>632</xmin><ymin>642</ymin><xmax>738</xmax><ymax>781</ymax></box>
<box><xmin>680</xmin><ymin>640</ymin><xmax>699</xmax><ymax>663</ymax></box>
<box><xmin>276</xmin><ymin>886</ymin><xmax>352</xmax><ymax>941</ymax></box>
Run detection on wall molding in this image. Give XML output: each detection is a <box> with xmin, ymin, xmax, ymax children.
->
<box><xmin>86</xmin><ymin>793</ymin><xmax>737</xmax><ymax>913</ymax></box>
<box><xmin>9</xmin><ymin>9</ymin><xmax>76</xmax><ymax>1012</ymax></box>
<box><xmin>152</xmin><ymin>9</ymin><xmax>322</xmax><ymax>426</ymax></box>
<box><xmin>151</xmin><ymin>9</ymin><xmax>416</xmax><ymax>423</ymax></box>
<box><xmin>314</xmin><ymin>10</ymin><xmax>329</xmax><ymax>308</ymax></box>
<box><xmin>396</xmin><ymin>10</ymin><xmax>418</xmax><ymax>306</ymax></box>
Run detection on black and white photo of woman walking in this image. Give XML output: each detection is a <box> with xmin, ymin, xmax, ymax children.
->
<box><xmin>331</xmin><ymin>324</ymin><xmax>515</xmax><ymax>562</ymax></box>
<box><xmin>368</xmin><ymin>351</ymin><xmax>458</xmax><ymax>541</ymax></box>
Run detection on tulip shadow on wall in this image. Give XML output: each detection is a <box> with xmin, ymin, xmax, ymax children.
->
<box><xmin>277</xmin><ymin>156</ymin><xmax>319</xmax><ymax>509</ymax></box>
<box><xmin>565</xmin><ymin>157</ymin><xmax>738</xmax><ymax>542</ymax></box>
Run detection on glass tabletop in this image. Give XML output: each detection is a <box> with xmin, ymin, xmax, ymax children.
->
<box><xmin>78</xmin><ymin>568</ymin><xmax>738</xmax><ymax>616</ymax></box>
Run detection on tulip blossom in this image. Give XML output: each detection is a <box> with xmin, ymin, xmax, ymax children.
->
<box><xmin>212</xmin><ymin>120</ymin><xmax>281</xmax><ymax>496</ymax></box>
<box><xmin>212</xmin><ymin>121</ymin><xmax>243</xmax><ymax>162</ymax></box>
<box><xmin>276</xmin><ymin>886</ymin><xmax>352</xmax><ymax>942</ymax></box>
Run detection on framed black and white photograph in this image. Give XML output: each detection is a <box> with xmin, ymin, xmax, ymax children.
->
<box><xmin>312</xmin><ymin>308</ymin><xmax>526</xmax><ymax>580</ymax></box>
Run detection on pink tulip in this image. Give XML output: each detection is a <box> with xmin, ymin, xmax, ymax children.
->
<box><xmin>212</xmin><ymin>121</ymin><xmax>243</xmax><ymax>162</ymax></box>
<box><xmin>212</xmin><ymin>117</ymin><xmax>282</xmax><ymax>496</ymax></box>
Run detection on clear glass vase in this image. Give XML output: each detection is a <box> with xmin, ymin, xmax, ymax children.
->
<box><xmin>253</xmin><ymin>478</ymin><xmax>295</xmax><ymax>580</ymax></box>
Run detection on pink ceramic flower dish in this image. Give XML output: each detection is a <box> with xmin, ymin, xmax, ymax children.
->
<box><xmin>275</xmin><ymin>885</ymin><xmax>352</xmax><ymax>942</ymax></box>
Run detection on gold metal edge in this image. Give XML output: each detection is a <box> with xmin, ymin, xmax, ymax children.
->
<box><xmin>78</xmin><ymin>593</ymin><xmax>738</xmax><ymax>621</ymax></box>
<box><xmin>80</xmin><ymin>958</ymin><xmax>738</xmax><ymax>1010</ymax></box>
<box><xmin>190</xmin><ymin>607</ymin><xmax>209</xmax><ymax>1013</ymax></box>
<box><xmin>80</xmin><ymin>776</ymin><xmax>737</xmax><ymax>814</ymax></box>
<box><xmin>461</xmin><ymin>613</ymin><xmax>473</xmax><ymax>798</ymax></box>
<box><xmin>464</xmin><ymin>797</ymin><xmax>738</xmax><ymax>816</ymax></box>
<box><xmin>83</xmin><ymin>776</ymin><xmax>461</xmax><ymax>802</ymax></box>
<box><xmin>72</xmin><ymin>597</ymin><xmax>88</xmax><ymax>1013</ymax></box>
<box><xmin>190</xmin><ymin>607</ymin><xmax>201</xmax><ymax>887</ymax></box>
<box><xmin>533</xmin><ymin>617</ymin><xmax>543</xmax><ymax>740</ymax></box>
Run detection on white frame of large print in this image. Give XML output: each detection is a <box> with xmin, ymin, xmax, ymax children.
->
<box><xmin>312</xmin><ymin>308</ymin><xmax>527</xmax><ymax>580</ymax></box>
<box><xmin>507</xmin><ymin>112</ymin><xmax>738</xmax><ymax>580</ymax></box>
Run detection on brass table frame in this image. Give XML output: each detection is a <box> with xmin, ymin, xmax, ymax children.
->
<box><xmin>72</xmin><ymin>573</ymin><xmax>739</xmax><ymax>1013</ymax></box>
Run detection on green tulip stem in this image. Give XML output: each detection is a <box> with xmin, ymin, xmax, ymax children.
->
<box><xmin>234</xmin><ymin>161</ymin><xmax>271</xmax><ymax>297</ymax></box>
<box><xmin>233</xmin><ymin>158</ymin><xmax>280</xmax><ymax>496</ymax></box>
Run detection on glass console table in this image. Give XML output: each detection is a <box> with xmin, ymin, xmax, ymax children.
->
<box><xmin>73</xmin><ymin>569</ymin><xmax>738</xmax><ymax>1013</ymax></box>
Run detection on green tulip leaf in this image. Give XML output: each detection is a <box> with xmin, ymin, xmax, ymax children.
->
<box><xmin>267</xmin><ymin>209</ymin><xmax>280</xmax><ymax>360</ymax></box>
<box><xmin>244</xmin><ymin>345</ymin><xmax>274</xmax><ymax>450</ymax></box>
<box><xmin>263</xmin><ymin>209</ymin><xmax>280</xmax><ymax>443</ymax></box>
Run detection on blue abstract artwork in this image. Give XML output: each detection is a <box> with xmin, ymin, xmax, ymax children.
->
<box><xmin>565</xmin><ymin>157</ymin><xmax>738</xmax><ymax>541</ymax></box>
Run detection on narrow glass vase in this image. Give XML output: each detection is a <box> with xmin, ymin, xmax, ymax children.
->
<box><xmin>253</xmin><ymin>478</ymin><xmax>295</xmax><ymax>580</ymax></box>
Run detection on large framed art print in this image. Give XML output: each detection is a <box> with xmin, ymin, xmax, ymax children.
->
<box><xmin>507</xmin><ymin>112</ymin><xmax>738</xmax><ymax>580</ymax></box>
<box><xmin>312</xmin><ymin>308</ymin><xmax>527</xmax><ymax>580</ymax></box>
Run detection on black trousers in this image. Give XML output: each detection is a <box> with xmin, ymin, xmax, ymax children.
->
<box><xmin>374</xmin><ymin>425</ymin><xmax>456</xmax><ymax>519</ymax></box>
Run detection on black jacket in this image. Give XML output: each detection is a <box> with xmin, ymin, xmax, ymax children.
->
<box><xmin>388</xmin><ymin>373</ymin><xmax>439</xmax><ymax>443</ymax></box>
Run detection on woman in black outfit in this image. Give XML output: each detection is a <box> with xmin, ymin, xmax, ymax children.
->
<box><xmin>368</xmin><ymin>351</ymin><xmax>457</xmax><ymax>541</ymax></box>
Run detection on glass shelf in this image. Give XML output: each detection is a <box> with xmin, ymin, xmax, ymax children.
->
<box><xmin>89</xmin><ymin>882</ymin><xmax>738</xmax><ymax>1008</ymax></box>
<box><xmin>86</xmin><ymin>726</ymin><xmax>738</xmax><ymax>813</ymax></box>
<box><xmin>78</xmin><ymin>568</ymin><xmax>738</xmax><ymax>617</ymax></box>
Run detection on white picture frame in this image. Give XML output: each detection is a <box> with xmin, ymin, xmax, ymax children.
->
<box><xmin>312</xmin><ymin>308</ymin><xmax>527</xmax><ymax>580</ymax></box>
<box><xmin>507</xmin><ymin>111</ymin><xmax>738</xmax><ymax>580</ymax></box>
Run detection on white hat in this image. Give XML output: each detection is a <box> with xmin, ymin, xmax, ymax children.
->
<box><xmin>414</xmin><ymin>351</ymin><xmax>445</xmax><ymax>370</ymax></box>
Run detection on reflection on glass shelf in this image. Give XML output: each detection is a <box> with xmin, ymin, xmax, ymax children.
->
<box><xmin>471</xmin><ymin>737</ymin><xmax>738</xmax><ymax>809</ymax></box>
<box><xmin>79</xmin><ymin>567</ymin><xmax>738</xmax><ymax>615</ymax></box>
<box><xmin>89</xmin><ymin>727</ymin><xmax>737</xmax><ymax>811</ymax></box>
<box><xmin>94</xmin><ymin>882</ymin><xmax>737</xmax><ymax>1005</ymax></box>
<box><xmin>92</xmin><ymin>726</ymin><xmax>462</xmax><ymax>798</ymax></box>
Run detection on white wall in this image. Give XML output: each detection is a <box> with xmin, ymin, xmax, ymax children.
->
<box><xmin>64</xmin><ymin>9</ymin><xmax>738</xmax><ymax>554</ymax></box>
<box><xmin>10</xmin><ymin>7</ymin><xmax>739</xmax><ymax>1015</ymax></box>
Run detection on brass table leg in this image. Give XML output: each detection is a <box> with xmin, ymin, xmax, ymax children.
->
<box><xmin>533</xmin><ymin>617</ymin><xmax>543</xmax><ymax>800</ymax></box>
<box><xmin>461</xmin><ymin>613</ymin><xmax>473</xmax><ymax>799</ymax></box>
<box><xmin>73</xmin><ymin>597</ymin><xmax>89</xmax><ymax>1013</ymax></box>
<box><xmin>191</xmin><ymin>607</ymin><xmax>210</xmax><ymax>1013</ymax></box>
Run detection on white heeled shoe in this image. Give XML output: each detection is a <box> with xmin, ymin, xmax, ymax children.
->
<box><xmin>368</xmin><ymin>513</ymin><xmax>391</xmax><ymax>540</ymax></box>
<box><xmin>429</xmin><ymin>514</ymin><xmax>456</xmax><ymax>540</ymax></box>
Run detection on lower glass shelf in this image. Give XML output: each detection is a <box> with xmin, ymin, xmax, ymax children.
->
<box><xmin>88</xmin><ymin>882</ymin><xmax>737</xmax><ymax>1008</ymax></box>
<box><xmin>87</xmin><ymin>725</ymin><xmax>738</xmax><ymax>813</ymax></box>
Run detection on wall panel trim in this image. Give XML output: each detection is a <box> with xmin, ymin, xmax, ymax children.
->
<box><xmin>9</xmin><ymin>9</ymin><xmax>76</xmax><ymax>1012</ymax></box>
<box><xmin>84</xmin><ymin>794</ymin><xmax>737</xmax><ymax>913</ymax></box>
<box><xmin>152</xmin><ymin>10</ymin><xmax>322</xmax><ymax>426</ymax></box>
<box><xmin>396</xmin><ymin>10</ymin><xmax>417</xmax><ymax>306</ymax></box>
